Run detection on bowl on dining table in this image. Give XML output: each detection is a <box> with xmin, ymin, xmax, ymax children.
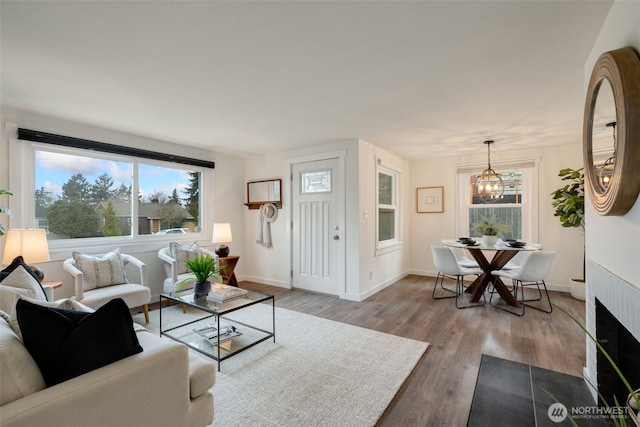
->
<box><xmin>458</xmin><ymin>237</ymin><xmax>474</xmax><ymax>243</ymax></box>
<box><xmin>508</xmin><ymin>241</ymin><xmax>526</xmax><ymax>248</ymax></box>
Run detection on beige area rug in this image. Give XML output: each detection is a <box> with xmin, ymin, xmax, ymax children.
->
<box><xmin>133</xmin><ymin>303</ymin><xmax>429</xmax><ymax>427</ymax></box>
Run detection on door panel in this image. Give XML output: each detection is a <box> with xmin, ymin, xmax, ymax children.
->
<box><xmin>292</xmin><ymin>158</ymin><xmax>341</xmax><ymax>295</ymax></box>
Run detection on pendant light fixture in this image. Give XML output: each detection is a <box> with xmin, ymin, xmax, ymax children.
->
<box><xmin>597</xmin><ymin>121</ymin><xmax>616</xmax><ymax>191</ymax></box>
<box><xmin>476</xmin><ymin>140</ymin><xmax>504</xmax><ymax>202</ymax></box>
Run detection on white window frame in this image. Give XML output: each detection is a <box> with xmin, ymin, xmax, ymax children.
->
<box><xmin>8</xmin><ymin>129</ymin><xmax>213</xmax><ymax>257</ymax></box>
<box><xmin>455</xmin><ymin>158</ymin><xmax>539</xmax><ymax>243</ymax></box>
<box><xmin>375</xmin><ymin>158</ymin><xmax>403</xmax><ymax>255</ymax></box>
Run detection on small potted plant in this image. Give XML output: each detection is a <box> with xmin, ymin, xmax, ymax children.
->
<box><xmin>473</xmin><ymin>216</ymin><xmax>507</xmax><ymax>247</ymax></box>
<box><xmin>0</xmin><ymin>189</ymin><xmax>12</xmax><ymax>236</ymax></box>
<box><xmin>550</xmin><ymin>167</ymin><xmax>585</xmax><ymax>300</ymax></box>
<box><xmin>176</xmin><ymin>254</ymin><xmax>223</xmax><ymax>298</ymax></box>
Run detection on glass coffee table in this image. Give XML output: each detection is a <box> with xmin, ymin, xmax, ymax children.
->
<box><xmin>159</xmin><ymin>289</ymin><xmax>275</xmax><ymax>371</ymax></box>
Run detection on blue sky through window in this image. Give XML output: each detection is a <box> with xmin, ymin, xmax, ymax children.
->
<box><xmin>35</xmin><ymin>150</ymin><xmax>192</xmax><ymax>201</ymax></box>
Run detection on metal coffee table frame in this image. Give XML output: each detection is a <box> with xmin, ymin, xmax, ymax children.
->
<box><xmin>159</xmin><ymin>289</ymin><xmax>275</xmax><ymax>371</ymax></box>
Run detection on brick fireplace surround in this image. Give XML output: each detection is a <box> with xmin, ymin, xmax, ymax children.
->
<box><xmin>586</xmin><ymin>260</ymin><xmax>640</xmax><ymax>404</ymax></box>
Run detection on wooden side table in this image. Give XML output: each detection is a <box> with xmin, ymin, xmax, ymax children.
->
<box><xmin>218</xmin><ymin>255</ymin><xmax>239</xmax><ymax>287</ymax></box>
<box><xmin>41</xmin><ymin>280</ymin><xmax>62</xmax><ymax>300</ymax></box>
<box><xmin>41</xmin><ymin>280</ymin><xmax>62</xmax><ymax>289</ymax></box>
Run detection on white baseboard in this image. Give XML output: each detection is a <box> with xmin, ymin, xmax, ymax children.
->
<box><xmin>235</xmin><ymin>271</ymin><xmax>573</xmax><ymax>303</ymax></box>
<box><xmin>241</xmin><ymin>275</ymin><xmax>290</xmax><ymax>289</ymax></box>
<box><xmin>352</xmin><ymin>271</ymin><xmax>409</xmax><ymax>302</ymax></box>
<box><xmin>408</xmin><ymin>270</ymin><xmax>572</xmax><ymax>293</ymax></box>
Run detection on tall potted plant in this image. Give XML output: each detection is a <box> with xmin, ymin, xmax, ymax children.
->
<box><xmin>550</xmin><ymin>167</ymin><xmax>585</xmax><ymax>300</ymax></box>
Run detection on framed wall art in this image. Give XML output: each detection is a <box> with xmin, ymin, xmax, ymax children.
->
<box><xmin>417</xmin><ymin>186</ymin><xmax>444</xmax><ymax>213</ymax></box>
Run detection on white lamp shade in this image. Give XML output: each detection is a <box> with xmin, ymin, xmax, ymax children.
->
<box><xmin>2</xmin><ymin>229</ymin><xmax>50</xmax><ymax>265</ymax></box>
<box><xmin>212</xmin><ymin>223</ymin><xmax>233</xmax><ymax>244</ymax></box>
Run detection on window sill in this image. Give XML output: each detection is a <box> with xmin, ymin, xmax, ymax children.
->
<box><xmin>375</xmin><ymin>243</ymin><xmax>403</xmax><ymax>257</ymax></box>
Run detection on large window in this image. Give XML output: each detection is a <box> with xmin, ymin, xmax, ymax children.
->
<box><xmin>457</xmin><ymin>160</ymin><xmax>538</xmax><ymax>242</ymax></box>
<box><xmin>33</xmin><ymin>147</ymin><xmax>202</xmax><ymax>240</ymax></box>
<box><xmin>7</xmin><ymin>127</ymin><xmax>211</xmax><ymax>248</ymax></box>
<box><xmin>376</xmin><ymin>161</ymin><xmax>402</xmax><ymax>252</ymax></box>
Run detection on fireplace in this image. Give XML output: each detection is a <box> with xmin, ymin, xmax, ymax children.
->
<box><xmin>595</xmin><ymin>298</ymin><xmax>640</xmax><ymax>407</ymax></box>
<box><xmin>586</xmin><ymin>260</ymin><xmax>640</xmax><ymax>412</ymax></box>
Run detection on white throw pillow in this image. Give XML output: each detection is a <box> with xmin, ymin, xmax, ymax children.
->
<box><xmin>0</xmin><ymin>319</ymin><xmax>46</xmax><ymax>406</ymax></box>
<box><xmin>73</xmin><ymin>249</ymin><xmax>129</xmax><ymax>290</ymax></box>
<box><xmin>169</xmin><ymin>241</ymin><xmax>200</xmax><ymax>275</ymax></box>
<box><xmin>0</xmin><ymin>265</ymin><xmax>48</xmax><ymax>317</ymax></box>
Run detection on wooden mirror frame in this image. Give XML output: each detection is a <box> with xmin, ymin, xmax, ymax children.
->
<box><xmin>245</xmin><ymin>178</ymin><xmax>282</xmax><ymax>210</ymax></box>
<box><xmin>583</xmin><ymin>47</ymin><xmax>640</xmax><ymax>216</ymax></box>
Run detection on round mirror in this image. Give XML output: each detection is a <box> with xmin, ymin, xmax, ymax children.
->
<box><xmin>583</xmin><ymin>47</ymin><xmax>640</xmax><ymax>216</ymax></box>
<box><xmin>591</xmin><ymin>79</ymin><xmax>616</xmax><ymax>192</ymax></box>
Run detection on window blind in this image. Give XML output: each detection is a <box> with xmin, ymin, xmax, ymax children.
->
<box><xmin>18</xmin><ymin>128</ymin><xmax>215</xmax><ymax>169</ymax></box>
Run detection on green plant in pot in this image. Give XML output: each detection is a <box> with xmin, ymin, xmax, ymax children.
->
<box><xmin>473</xmin><ymin>216</ymin><xmax>507</xmax><ymax>246</ymax></box>
<box><xmin>0</xmin><ymin>189</ymin><xmax>13</xmax><ymax>236</ymax></box>
<box><xmin>550</xmin><ymin>167</ymin><xmax>585</xmax><ymax>300</ymax></box>
<box><xmin>176</xmin><ymin>254</ymin><xmax>223</xmax><ymax>298</ymax></box>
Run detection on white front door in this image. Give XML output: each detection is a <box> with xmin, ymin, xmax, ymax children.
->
<box><xmin>291</xmin><ymin>158</ymin><xmax>343</xmax><ymax>295</ymax></box>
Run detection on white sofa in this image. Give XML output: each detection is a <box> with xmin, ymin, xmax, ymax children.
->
<box><xmin>0</xmin><ymin>314</ymin><xmax>216</xmax><ymax>427</ymax></box>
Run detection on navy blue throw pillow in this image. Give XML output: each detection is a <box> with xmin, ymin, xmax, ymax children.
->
<box><xmin>17</xmin><ymin>298</ymin><xmax>143</xmax><ymax>387</ymax></box>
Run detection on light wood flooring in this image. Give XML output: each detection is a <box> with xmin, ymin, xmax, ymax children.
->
<box><xmin>238</xmin><ymin>275</ymin><xmax>587</xmax><ymax>427</ymax></box>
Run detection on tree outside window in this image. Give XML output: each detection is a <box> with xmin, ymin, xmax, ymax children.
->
<box><xmin>34</xmin><ymin>149</ymin><xmax>202</xmax><ymax>240</ymax></box>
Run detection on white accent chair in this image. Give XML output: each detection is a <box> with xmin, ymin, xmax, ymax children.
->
<box><xmin>63</xmin><ymin>252</ymin><xmax>151</xmax><ymax>323</ymax></box>
<box><xmin>158</xmin><ymin>246</ymin><xmax>218</xmax><ymax>295</ymax></box>
<box><xmin>490</xmin><ymin>251</ymin><xmax>556</xmax><ymax>316</ymax></box>
<box><xmin>431</xmin><ymin>245</ymin><xmax>483</xmax><ymax>309</ymax></box>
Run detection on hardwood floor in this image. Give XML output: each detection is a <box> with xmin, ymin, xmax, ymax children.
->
<box><xmin>238</xmin><ymin>275</ymin><xmax>587</xmax><ymax>427</ymax></box>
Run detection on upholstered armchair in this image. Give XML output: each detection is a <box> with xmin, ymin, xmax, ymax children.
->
<box><xmin>158</xmin><ymin>243</ymin><xmax>218</xmax><ymax>295</ymax></box>
<box><xmin>63</xmin><ymin>249</ymin><xmax>151</xmax><ymax>323</ymax></box>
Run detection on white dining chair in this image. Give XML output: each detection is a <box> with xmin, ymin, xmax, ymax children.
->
<box><xmin>490</xmin><ymin>251</ymin><xmax>556</xmax><ymax>316</ymax></box>
<box><xmin>452</xmin><ymin>247</ymin><xmax>480</xmax><ymax>269</ymax></box>
<box><xmin>502</xmin><ymin>243</ymin><xmax>542</xmax><ymax>270</ymax></box>
<box><xmin>431</xmin><ymin>245</ymin><xmax>483</xmax><ymax>309</ymax></box>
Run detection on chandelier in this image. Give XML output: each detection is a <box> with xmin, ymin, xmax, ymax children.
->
<box><xmin>476</xmin><ymin>140</ymin><xmax>504</xmax><ymax>202</ymax></box>
<box><xmin>597</xmin><ymin>121</ymin><xmax>616</xmax><ymax>191</ymax></box>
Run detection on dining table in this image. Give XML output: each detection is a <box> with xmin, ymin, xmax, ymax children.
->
<box><xmin>442</xmin><ymin>239</ymin><xmax>539</xmax><ymax>307</ymax></box>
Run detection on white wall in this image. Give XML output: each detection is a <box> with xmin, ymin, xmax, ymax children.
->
<box><xmin>0</xmin><ymin>107</ymin><xmax>246</xmax><ymax>301</ymax></box>
<box><xmin>582</xmin><ymin>0</ymin><xmax>640</xmax><ymax>400</ymax></box>
<box><xmin>409</xmin><ymin>143</ymin><xmax>585</xmax><ymax>290</ymax></box>
<box><xmin>241</xmin><ymin>138</ymin><xmax>411</xmax><ymax>301</ymax></box>
<box><xmin>583</xmin><ymin>1</ymin><xmax>640</xmax><ymax>288</ymax></box>
<box><xmin>242</xmin><ymin>139</ymin><xmax>365</xmax><ymax>297</ymax></box>
<box><xmin>357</xmin><ymin>140</ymin><xmax>411</xmax><ymax>299</ymax></box>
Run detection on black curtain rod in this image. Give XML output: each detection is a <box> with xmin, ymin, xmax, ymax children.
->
<box><xmin>18</xmin><ymin>128</ymin><xmax>215</xmax><ymax>169</ymax></box>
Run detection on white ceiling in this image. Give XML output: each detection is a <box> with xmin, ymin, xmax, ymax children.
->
<box><xmin>0</xmin><ymin>1</ymin><xmax>613</xmax><ymax>160</ymax></box>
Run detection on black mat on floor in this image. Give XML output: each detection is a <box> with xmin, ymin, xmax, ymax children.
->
<box><xmin>467</xmin><ymin>354</ymin><xmax>606</xmax><ymax>427</ymax></box>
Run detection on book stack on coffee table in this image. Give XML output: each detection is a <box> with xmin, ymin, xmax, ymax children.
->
<box><xmin>207</xmin><ymin>284</ymin><xmax>248</xmax><ymax>303</ymax></box>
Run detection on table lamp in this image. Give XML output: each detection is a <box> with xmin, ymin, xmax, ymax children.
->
<box><xmin>212</xmin><ymin>223</ymin><xmax>232</xmax><ymax>258</ymax></box>
<box><xmin>2</xmin><ymin>228</ymin><xmax>50</xmax><ymax>281</ymax></box>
